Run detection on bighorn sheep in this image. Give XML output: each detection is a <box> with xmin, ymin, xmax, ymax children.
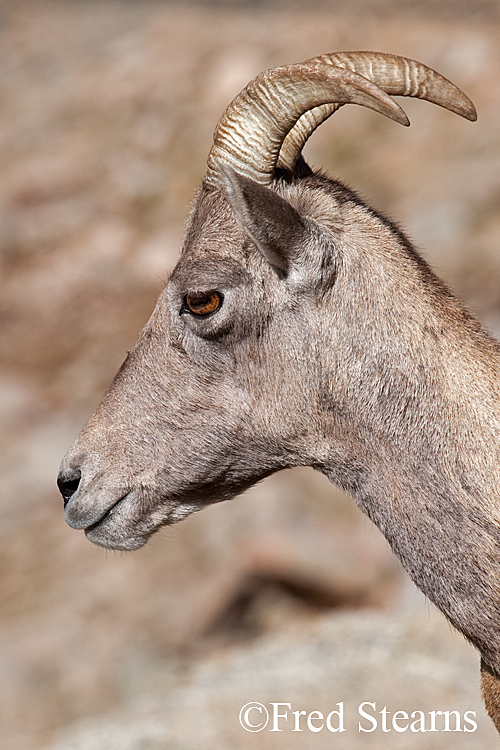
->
<box><xmin>57</xmin><ymin>52</ymin><xmax>500</xmax><ymax>730</ymax></box>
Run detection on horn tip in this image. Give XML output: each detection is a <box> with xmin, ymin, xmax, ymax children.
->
<box><xmin>445</xmin><ymin>90</ymin><xmax>477</xmax><ymax>122</ymax></box>
<box><xmin>450</xmin><ymin>99</ymin><xmax>477</xmax><ymax>122</ymax></box>
<box><xmin>464</xmin><ymin>102</ymin><xmax>478</xmax><ymax>122</ymax></box>
<box><xmin>392</xmin><ymin>107</ymin><xmax>410</xmax><ymax>127</ymax></box>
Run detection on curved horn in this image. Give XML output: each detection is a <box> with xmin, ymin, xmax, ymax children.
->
<box><xmin>279</xmin><ymin>51</ymin><xmax>477</xmax><ymax>171</ymax></box>
<box><xmin>205</xmin><ymin>62</ymin><xmax>409</xmax><ymax>189</ymax></box>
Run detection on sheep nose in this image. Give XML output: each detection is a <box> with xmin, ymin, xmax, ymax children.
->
<box><xmin>57</xmin><ymin>468</ymin><xmax>81</xmax><ymax>507</ymax></box>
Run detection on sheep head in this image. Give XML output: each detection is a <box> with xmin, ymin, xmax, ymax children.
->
<box><xmin>58</xmin><ymin>52</ymin><xmax>477</xmax><ymax>551</ymax></box>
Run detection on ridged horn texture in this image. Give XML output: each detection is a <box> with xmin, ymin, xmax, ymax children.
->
<box><xmin>205</xmin><ymin>62</ymin><xmax>409</xmax><ymax>188</ymax></box>
<box><xmin>279</xmin><ymin>51</ymin><xmax>477</xmax><ymax>171</ymax></box>
<box><xmin>205</xmin><ymin>52</ymin><xmax>477</xmax><ymax>189</ymax></box>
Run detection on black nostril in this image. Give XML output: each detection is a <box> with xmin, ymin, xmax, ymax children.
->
<box><xmin>57</xmin><ymin>469</ymin><xmax>81</xmax><ymax>508</ymax></box>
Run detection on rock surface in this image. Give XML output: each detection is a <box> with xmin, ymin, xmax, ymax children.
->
<box><xmin>46</xmin><ymin>609</ymin><xmax>496</xmax><ymax>749</ymax></box>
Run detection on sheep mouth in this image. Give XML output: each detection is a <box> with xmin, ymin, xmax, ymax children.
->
<box><xmin>81</xmin><ymin>486</ymin><xmax>207</xmax><ymax>550</ymax></box>
<box><xmin>84</xmin><ymin>491</ymin><xmax>131</xmax><ymax>534</ymax></box>
<box><xmin>82</xmin><ymin>490</ymin><xmax>155</xmax><ymax>551</ymax></box>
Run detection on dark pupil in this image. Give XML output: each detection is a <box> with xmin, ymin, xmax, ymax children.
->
<box><xmin>186</xmin><ymin>291</ymin><xmax>220</xmax><ymax>316</ymax></box>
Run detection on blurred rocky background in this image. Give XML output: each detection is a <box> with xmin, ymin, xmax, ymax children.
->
<box><xmin>1</xmin><ymin>1</ymin><xmax>500</xmax><ymax>748</ymax></box>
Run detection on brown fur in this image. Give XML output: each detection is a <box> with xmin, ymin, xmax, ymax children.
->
<box><xmin>482</xmin><ymin>660</ymin><xmax>500</xmax><ymax>732</ymax></box>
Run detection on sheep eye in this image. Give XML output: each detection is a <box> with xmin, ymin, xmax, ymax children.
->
<box><xmin>183</xmin><ymin>290</ymin><xmax>223</xmax><ymax>317</ymax></box>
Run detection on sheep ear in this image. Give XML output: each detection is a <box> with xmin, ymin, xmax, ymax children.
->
<box><xmin>219</xmin><ymin>163</ymin><xmax>308</xmax><ymax>273</ymax></box>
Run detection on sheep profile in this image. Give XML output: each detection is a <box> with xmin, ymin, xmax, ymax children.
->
<box><xmin>58</xmin><ymin>52</ymin><xmax>500</xmax><ymax>731</ymax></box>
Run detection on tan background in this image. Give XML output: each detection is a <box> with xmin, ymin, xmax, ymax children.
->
<box><xmin>1</xmin><ymin>1</ymin><xmax>500</xmax><ymax>748</ymax></box>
